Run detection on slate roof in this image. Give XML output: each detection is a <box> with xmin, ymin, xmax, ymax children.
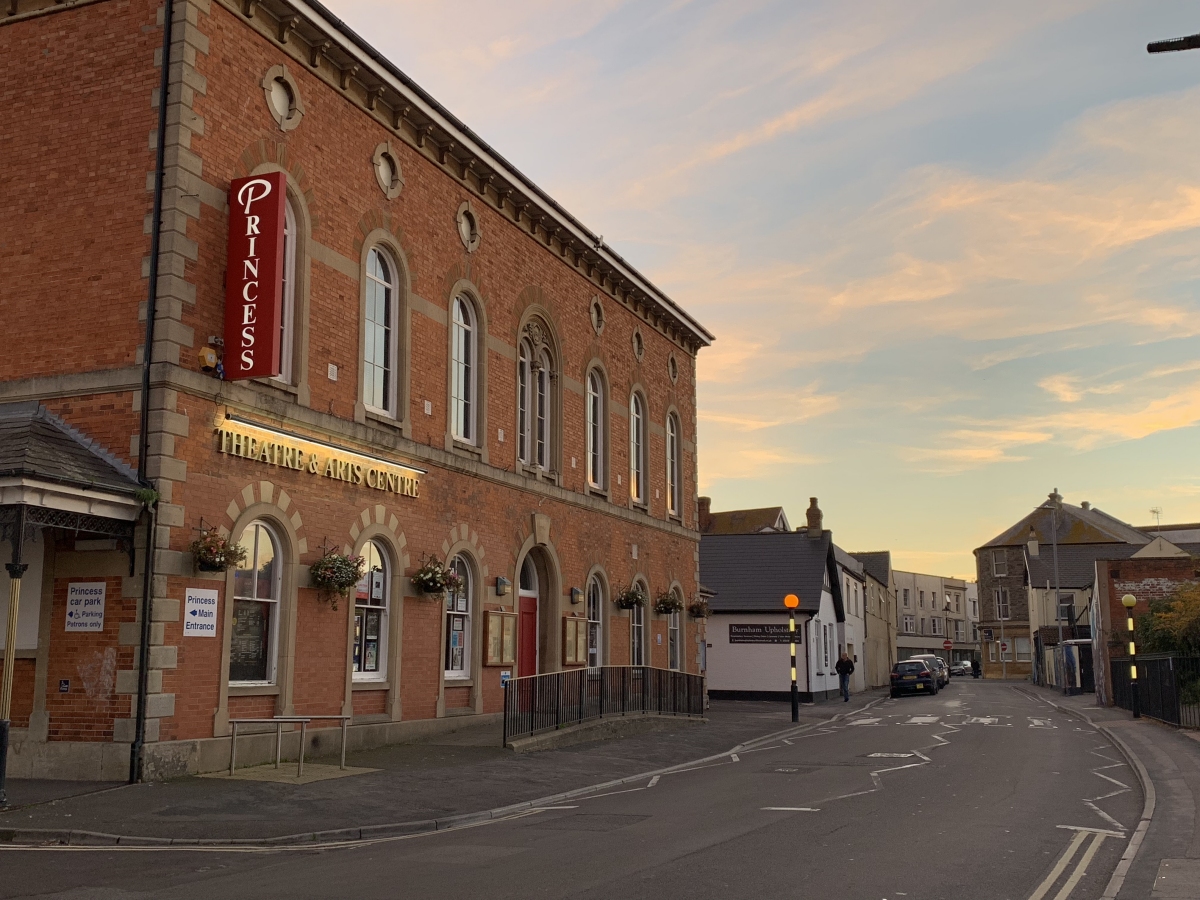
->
<box><xmin>980</xmin><ymin>500</ymin><xmax>1151</xmax><ymax>550</ymax></box>
<box><xmin>700</xmin><ymin>531</ymin><xmax>843</xmax><ymax>620</ymax></box>
<box><xmin>0</xmin><ymin>402</ymin><xmax>140</xmax><ymax>495</ymax></box>
<box><xmin>833</xmin><ymin>545</ymin><xmax>865</xmax><ymax>581</ymax></box>
<box><xmin>1026</xmin><ymin>543</ymin><xmax>1142</xmax><ymax>590</ymax></box>
<box><xmin>702</xmin><ymin>506</ymin><xmax>789</xmax><ymax>535</ymax></box>
<box><xmin>851</xmin><ymin>551</ymin><xmax>892</xmax><ymax>587</ymax></box>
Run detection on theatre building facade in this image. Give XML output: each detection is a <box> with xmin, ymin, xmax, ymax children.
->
<box><xmin>0</xmin><ymin>0</ymin><xmax>711</xmax><ymax>779</ymax></box>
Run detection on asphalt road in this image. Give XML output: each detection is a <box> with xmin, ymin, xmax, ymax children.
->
<box><xmin>0</xmin><ymin>682</ymin><xmax>1143</xmax><ymax>900</ymax></box>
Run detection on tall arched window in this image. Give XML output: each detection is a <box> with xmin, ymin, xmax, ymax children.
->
<box><xmin>517</xmin><ymin>342</ymin><xmax>531</xmax><ymax>464</ymax></box>
<box><xmin>230</xmin><ymin>521</ymin><xmax>281</xmax><ymax>684</ymax></box>
<box><xmin>666</xmin><ymin>413</ymin><xmax>680</xmax><ymax>516</ymax></box>
<box><xmin>586</xmin><ymin>370</ymin><xmax>605</xmax><ymax>489</ymax></box>
<box><xmin>629</xmin><ymin>393</ymin><xmax>646</xmax><ymax>504</ymax></box>
<box><xmin>450</xmin><ymin>297</ymin><xmax>476</xmax><ymax>443</ymax></box>
<box><xmin>445</xmin><ymin>554</ymin><xmax>472</xmax><ymax>678</ymax></box>
<box><xmin>667</xmin><ymin>588</ymin><xmax>682</xmax><ymax>671</ymax></box>
<box><xmin>586</xmin><ymin>575</ymin><xmax>604</xmax><ymax>668</ymax></box>
<box><xmin>630</xmin><ymin>585</ymin><xmax>646</xmax><ymax>666</ymax></box>
<box><xmin>274</xmin><ymin>201</ymin><xmax>298</xmax><ymax>385</ymax></box>
<box><xmin>536</xmin><ymin>349</ymin><xmax>550</xmax><ymax>469</ymax></box>
<box><xmin>363</xmin><ymin>248</ymin><xmax>396</xmax><ymax>415</ymax></box>
<box><xmin>353</xmin><ymin>540</ymin><xmax>388</xmax><ymax>680</ymax></box>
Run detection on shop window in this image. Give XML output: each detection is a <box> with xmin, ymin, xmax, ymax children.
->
<box><xmin>586</xmin><ymin>575</ymin><xmax>603</xmax><ymax>668</ymax></box>
<box><xmin>445</xmin><ymin>555</ymin><xmax>472</xmax><ymax>678</ymax></box>
<box><xmin>353</xmin><ymin>540</ymin><xmax>388</xmax><ymax>680</ymax></box>
<box><xmin>450</xmin><ymin>297</ymin><xmax>477</xmax><ymax>444</ymax></box>
<box><xmin>630</xmin><ymin>583</ymin><xmax>646</xmax><ymax>665</ymax></box>
<box><xmin>666</xmin><ymin>413</ymin><xmax>680</xmax><ymax>516</ymax></box>
<box><xmin>586</xmin><ymin>369</ymin><xmax>606</xmax><ymax>490</ymax></box>
<box><xmin>668</xmin><ymin>596</ymin><xmax>681</xmax><ymax>671</ymax></box>
<box><xmin>273</xmin><ymin>201</ymin><xmax>298</xmax><ymax>385</ymax></box>
<box><xmin>629</xmin><ymin>392</ymin><xmax>646</xmax><ymax>505</ymax></box>
<box><xmin>230</xmin><ymin>521</ymin><xmax>281</xmax><ymax>684</ymax></box>
<box><xmin>363</xmin><ymin>248</ymin><xmax>397</xmax><ymax>416</ymax></box>
<box><xmin>1015</xmin><ymin>637</ymin><xmax>1032</xmax><ymax>662</ymax></box>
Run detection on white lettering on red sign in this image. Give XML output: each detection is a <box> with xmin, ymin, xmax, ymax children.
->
<box><xmin>224</xmin><ymin>172</ymin><xmax>286</xmax><ymax>380</ymax></box>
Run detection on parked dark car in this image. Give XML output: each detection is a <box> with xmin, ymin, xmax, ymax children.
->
<box><xmin>890</xmin><ymin>660</ymin><xmax>937</xmax><ymax>698</ymax></box>
<box><xmin>909</xmin><ymin>654</ymin><xmax>950</xmax><ymax>688</ymax></box>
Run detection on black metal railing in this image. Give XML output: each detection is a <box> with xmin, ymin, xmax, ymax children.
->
<box><xmin>1111</xmin><ymin>654</ymin><xmax>1200</xmax><ymax>727</ymax></box>
<box><xmin>502</xmin><ymin>666</ymin><xmax>705</xmax><ymax>746</ymax></box>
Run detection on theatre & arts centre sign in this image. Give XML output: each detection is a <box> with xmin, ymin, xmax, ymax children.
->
<box><xmin>215</xmin><ymin>418</ymin><xmax>424</xmax><ymax>499</ymax></box>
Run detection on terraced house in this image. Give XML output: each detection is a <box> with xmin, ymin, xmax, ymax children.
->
<box><xmin>0</xmin><ymin>0</ymin><xmax>712</xmax><ymax>780</ymax></box>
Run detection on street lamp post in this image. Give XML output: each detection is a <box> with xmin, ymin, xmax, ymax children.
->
<box><xmin>785</xmin><ymin>593</ymin><xmax>800</xmax><ymax>723</ymax></box>
<box><xmin>1122</xmin><ymin>594</ymin><xmax>1140</xmax><ymax>719</ymax></box>
<box><xmin>1048</xmin><ymin>489</ymin><xmax>1065</xmax><ymax>693</ymax></box>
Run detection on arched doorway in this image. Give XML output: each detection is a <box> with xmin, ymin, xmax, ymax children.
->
<box><xmin>517</xmin><ymin>556</ymin><xmax>539</xmax><ymax>676</ymax></box>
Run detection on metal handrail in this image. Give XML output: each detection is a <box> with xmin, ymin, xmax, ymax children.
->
<box><xmin>228</xmin><ymin>715</ymin><xmax>351</xmax><ymax>777</ymax></box>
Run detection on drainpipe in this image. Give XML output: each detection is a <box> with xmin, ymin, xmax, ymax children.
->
<box><xmin>129</xmin><ymin>0</ymin><xmax>174</xmax><ymax>785</ymax></box>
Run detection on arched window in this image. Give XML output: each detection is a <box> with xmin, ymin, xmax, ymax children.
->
<box><xmin>363</xmin><ymin>248</ymin><xmax>396</xmax><ymax>415</ymax></box>
<box><xmin>536</xmin><ymin>349</ymin><xmax>550</xmax><ymax>469</ymax></box>
<box><xmin>353</xmin><ymin>540</ymin><xmax>388</xmax><ymax>679</ymax></box>
<box><xmin>586</xmin><ymin>370</ymin><xmax>605</xmax><ymax>489</ymax></box>
<box><xmin>450</xmin><ymin>297</ymin><xmax>476</xmax><ymax>443</ymax></box>
<box><xmin>230</xmin><ymin>521</ymin><xmax>281</xmax><ymax>684</ymax></box>
<box><xmin>517</xmin><ymin>342</ymin><xmax>531</xmax><ymax>464</ymax></box>
<box><xmin>668</xmin><ymin>588</ymin><xmax>682</xmax><ymax>671</ymax></box>
<box><xmin>586</xmin><ymin>575</ymin><xmax>604</xmax><ymax>668</ymax></box>
<box><xmin>630</xmin><ymin>580</ymin><xmax>646</xmax><ymax>666</ymax></box>
<box><xmin>629</xmin><ymin>393</ymin><xmax>646</xmax><ymax>504</ymax></box>
<box><xmin>274</xmin><ymin>201</ymin><xmax>298</xmax><ymax>385</ymax></box>
<box><xmin>445</xmin><ymin>554</ymin><xmax>472</xmax><ymax>678</ymax></box>
<box><xmin>666</xmin><ymin>413</ymin><xmax>680</xmax><ymax>516</ymax></box>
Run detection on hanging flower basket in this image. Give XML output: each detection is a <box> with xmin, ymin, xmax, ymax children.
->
<box><xmin>309</xmin><ymin>552</ymin><xmax>365</xmax><ymax>610</ymax></box>
<box><xmin>687</xmin><ymin>598</ymin><xmax>710</xmax><ymax>619</ymax></box>
<box><xmin>652</xmin><ymin>591</ymin><xmax>684</xmax><ymax>616</ymax></box>
<box><xmin>411</xmin><ymin>557</ymin><xmax>462</xmax><ymax>600</ymax></box>
<box><xmin>190</xmin><ymin>531</ymin><xmax>246</xmax><ymax>573</ymax></box>
<box><xmin>614</xmin><ymin>584</ymin><xmax>648</xmax><ymax>610</ymax></box>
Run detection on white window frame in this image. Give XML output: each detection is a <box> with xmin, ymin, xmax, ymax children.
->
<box><xmin>444</xmin><ymin>555</ymin><xmax>472</xmax><ymax>679</ymax></box>
<box><xmin>931</xmin><ymin>617</ymin><xmax>943</xmax><ymax>636</ymax></box>
<box><xmin>667</xmin><ymin>595</ymin><xmax>681</xmax><ymax>671</ymax></box>
<box><xmin>517</xmin><ymin>341</ymin><xmax>531</xmax><ymax>464</ymax></box>
<box><xmin>353</xmin><ymin>540</ymin><xmax>389</xmax><ymax>682</ymax></box>
<box><xmin>363</xmin><ymin>247</ymin><xmax>397</xmax><ymax>416</ymax></box>
<box><xmin>586</xmin><ymin>371</ymin><xmax>605</xmax><ymax>489</ymax></box>
<box><xmin>903</xmin><ymin>588</ymin><xmax>910</xmax><ymax>608</ymax></box>
<box><xmin>992</xmin><ymin>550</ymin><xmax>1007</xmax><ymax>577</ymax></box>
<box><xmin>903</xmin><ymin>615</ymin><xmax>915</xmax><ymax>634</ymax></box>
<box><xmin>586</xmin><ymin>575</ymin><xmax>603</xmax><ymax>668</ymax></box>
<box><xmin>535</xmin><ymin>349</ymin><xmax>550</xmax><ymax>470</ymax></box>
<box><xmin>970</xmin><ymin>597</ymin><xmax>978</xmax><ymax>619</ymax></box>
<box><xmin>450</xmin><ymin>296</ymin><xmax>477</xmax><ymax>444</ymax></box>
<box><xmin>1015</xmin><ymin>637</ymin><xmax>1032</xmax><ymax>662</ymax></box>
<box><xmin>630</xmin><ymin>589</ymin><xmax>646</xmax><ymax>665</ymax></box>
<box><xmin>629</xmin><ymin>393</ymin><xmax>646</xmax><ymax>504</ymax></box>
<box><xmin>989</xmin><ymin>642</ymin><xmax>998</xmax><ymax>662</ymax></box>
<box><xmin>994</xmin><ymin>588</ymin><xmax>1011</xmax><ymax>621</ymax></box>
<box><xmin>230</xmin><ymin>521</ymin><xmax>282</xmax><ymax>686</ymax></box>
<box><xmin>1056</xmin><ymin>592</ymin><xmax>1076</xmax><ymax>622</ymax></box>
<box><xmin>273</xmin><ymin>201</ymin><xmax>297</xmax><ymax>385</ymax></box>
<box><xmin>666</xmin><ymin>413</ymin><xmax>680</xmax><ymax>516</ymax></box>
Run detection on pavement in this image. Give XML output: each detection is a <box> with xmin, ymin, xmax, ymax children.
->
<box><xmin>0</xmin><ymin>692</ymin><xmax>887</xmax><ymax>845</ymax></box>
<box><xmin>0</xmin><ymin>681</ymin><xmax>1148</xmax><ymax>900</ymax></box>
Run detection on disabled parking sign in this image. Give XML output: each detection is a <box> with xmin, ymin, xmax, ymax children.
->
<box><xmin>65</xmin><ymin>582</ymin><xmax>106</xmax><ymax>632</ymax></box>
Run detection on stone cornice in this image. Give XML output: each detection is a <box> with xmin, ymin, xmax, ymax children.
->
<box><xmin>214</xmin><ymin>0</ymin><xmax>713</xmax><ymax>356</ymax></box>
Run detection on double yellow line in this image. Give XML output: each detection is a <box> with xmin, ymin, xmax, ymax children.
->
<box><xmin>1028</xmin><ymin>828</ymin><xmax>1117</xmax><ymax>900</ymax></box>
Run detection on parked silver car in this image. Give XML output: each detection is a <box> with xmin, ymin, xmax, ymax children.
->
<box><xmin>909</xmin><ymin>654</ymin><xmax>950</xmax><ymax>688</ymax></box>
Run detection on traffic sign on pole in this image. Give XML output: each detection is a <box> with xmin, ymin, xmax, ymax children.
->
<box><xmin>942</xmin><ymin>639</ymin><xmax>953</xmax><ymax>651</ymax></box>
<box><xmin>1000</xmin><ymin>641</ymin><xmax>1008</xmax><ymax>652</ymax></box>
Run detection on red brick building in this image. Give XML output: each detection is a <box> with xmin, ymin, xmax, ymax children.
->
<box><xmin>0</xmin><ymin>0</ymin><xmax>711</xmax><ymax>779</ymax></box>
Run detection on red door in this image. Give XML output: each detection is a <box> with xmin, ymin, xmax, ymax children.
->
<box><xmin>518</xmin><ymin>595</ymin><xmax>538</xmax><ymax>676</ymax></box>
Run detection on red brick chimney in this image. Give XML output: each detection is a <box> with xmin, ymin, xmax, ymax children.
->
<box><xmin>698</xmin><ymin>496</ymin><xmax>712</xmax><ymax>533</ymax></box>
<box><xmin>806</xmin><ymin>497</ymin><xmax>822</xmax><ymax>538</ymax></box>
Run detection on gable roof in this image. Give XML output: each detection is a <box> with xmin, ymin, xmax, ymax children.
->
<box><xmin>702</xmin><ymin>506</ymin><xmax>790</xmax><ymax>535</ymax></box>
<box><xmin>700</xmin><ymin>531</ymin><xmax>842</xmax><ymax>620</ymax></box>
<box><xmin>851</xmin><ymin>551</ymin><xmax>892</xmax><ymax>587</ymax></box>
<box><xmin>980</xmin><ymin>500</ymin><xmax>1151</xmax><ymax>551</ymax></box>
<box><xmin>0</xmin><ymin>402</ymin><xmax>140</xmax><ymax>496</ymax></box>
<box><xmin>833</xmin><ymin>545</ymin><xmax>865</xmax><ymax>581</ymax></box>
<box><xmin>1026</xmin><ymin>543</ymin><xmax>1142</xmax><ymax>591</ymax></box>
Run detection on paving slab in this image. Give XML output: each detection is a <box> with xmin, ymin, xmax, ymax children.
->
<box><xmin>0</xmin><ymin>693</ymin><xmax>885</xmax><ymax>842</ymax></box>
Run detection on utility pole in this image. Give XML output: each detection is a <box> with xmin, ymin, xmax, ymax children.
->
<box><xmin>1049</xmin><ymin>490</ymin><xmax>1065</xmax><ymax>692</ymax></box>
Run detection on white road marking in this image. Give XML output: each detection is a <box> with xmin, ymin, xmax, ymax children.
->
<box><xmin>848</xmin><ymin>718</ymin><xmax>883</xmax><ymax>726</ymax></box>
<box><xmin>730</xmin><ymin>753</ymin><xmax>740</xmax><ymax>762</ymax></box>
<box><xmin>966</xmin><ymin>716</ymin><xmax>999</xmax><ymax>725</ymax></box>
<box><xmin>647</xmin><ymin>776</ymin><xmax>659</xmax><ymax>787</ymax></box>
<box><xmin>761</xmin><ymin>807</ymin><xmax>820</xmax><ymax>811</ymax></box>
<box><xmin>1029</xmin><ymin>718</ymin><xmax>1057</xmax><ymax>729</ymax></box>
<box><xmin>532</xmin><ymin>806</ymin><xmax>579</xmax><ymax>810</ymax></box>
<box><xmin>579</xmin><ymin>786</ymin><xmax>647</xmax><ymax>800</ymax></box>
<box><xmin>904</xmin><ymin>716</ymin><xmax>941</xmax><ymax>725</ymax></box>
<box><xmin>1052</xmin><ymin>832</ymin><xmax>1108</xmax><ymax>900</ymax></box>
<box><xmin>868</xmin><ymin>752</ymin><xmax>914</xmax><ymax>758</ymax></box>
<box><xmin>1056</xmin><ymin>825</ymin><xmax>1124</xmax><ymax>837</ymax></box>
<box><xmin>741</xmin><ymin>745</ymin><xmax>780</xmax><ymax>754</ymax></box>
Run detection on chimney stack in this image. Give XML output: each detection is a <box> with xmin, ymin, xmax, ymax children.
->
<box><xmin>698</xmin><ymin>496</ymin><xmax>712</xmax><ymax>533</ymax></box>
<box><xmin>1081</xmin><ymin>501</ymin><xmax>1090</xmax><ymax>510</ymax></box>
<box><xmin>806</xmin><ymin>497</ymin><xmax>823</xmax><ymax>539</ymax></box>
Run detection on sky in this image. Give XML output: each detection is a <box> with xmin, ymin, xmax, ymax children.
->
<box><xmin>331</xmin><ymin>1</ymin><xmax>1200</xmax><ymax>578</ymax></box>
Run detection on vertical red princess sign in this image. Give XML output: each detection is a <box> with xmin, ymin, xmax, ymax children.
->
<box><xmin>224</xmin><ymin>172</ymin><xmax>287</xmax><ymax>379</ymax></box>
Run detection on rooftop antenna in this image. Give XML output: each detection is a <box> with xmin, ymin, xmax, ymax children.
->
<box><xmin>1150</xmin><ymin>507</ymin><xmax>1163</xmax><ymax>528</ymax></box>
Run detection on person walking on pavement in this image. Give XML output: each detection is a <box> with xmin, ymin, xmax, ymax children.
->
<box><xmin>835</xmin><ymin>652</ymin><xmax>854</xmax><ymax>702</ymax></box>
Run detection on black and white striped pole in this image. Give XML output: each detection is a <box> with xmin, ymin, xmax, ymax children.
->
<box><xmin>785</xmin><ymin>593</ymin><xmax>800</xmax><ymax>723</ymax></box>
<box><xmin>1122</xmin><ymin>593</ymin><xmax>1140</xmax><ymax>719</ymax></box>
